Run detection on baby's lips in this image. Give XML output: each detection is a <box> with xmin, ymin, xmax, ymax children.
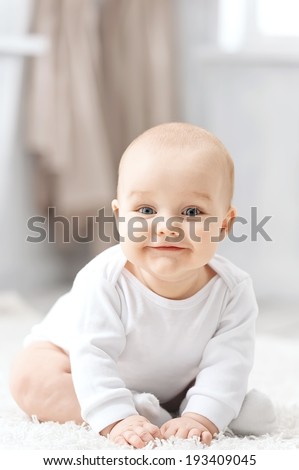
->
<box><xmin>148</xmin><ymin>244</ymin><xmax>186</xmax><ymax>249</ymax></box>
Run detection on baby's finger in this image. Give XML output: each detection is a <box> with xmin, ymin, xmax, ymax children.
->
<box><xmin>188</xmin><ymin>428</ymin><xmax>202</xmax><ymax>440</ymax></box>
<box><xmin>160</xmin><ymin>423</ymin><xmax>168</xmax><ymax>435</ymax></box>
<box><xmin>144</xmin><ymin>423</ymin><xmax>163</xmax><ymax>439</ymax></box>
<box><xmin>135</xmin><ymin>427</ymin><xmax>157</xmax><ymax>444</ymax></box>
<box><xmin>160</xmin><ymin>424</ymin><xmax>177</xmax><ymax>439</ymax></box>
<box><xmin>113</xmin><ymin>435</ymin><xmax>130</xmax><ymax>447</ymax></box>
<box><xmin>123</xmin><ymin>431</ymin><xmax>146</xmax><ymax>449</ymax></box>
<box><xmin>200</xmin><ymin>430</ymin><xmax>212</xmax><ymax>446</ymax></box>
<box><xmin>175</xmin><ymin>427</ymin><xmax>189</xmax><ymax>439</ymax></box>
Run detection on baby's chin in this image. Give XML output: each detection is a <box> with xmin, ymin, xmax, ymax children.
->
<box><xmin>141</xmin><ymin>257</ymin><xmax>193</xmax><ymax>281</ymax></box>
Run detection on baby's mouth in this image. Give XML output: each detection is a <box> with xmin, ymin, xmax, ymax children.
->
<box><xmin>149</xmin><ymin>245</ymin><xmax>185</xmax><ymax>251</ymax></box>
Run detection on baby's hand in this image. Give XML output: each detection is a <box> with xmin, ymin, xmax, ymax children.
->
<box><xmin>102</xmin><ymin>415</ymin><xmax>162</xmax><ymax>448</ymax></box>
<box><xmin>160</xmin><ymin>412</ymin><xmax>218</xmax><ymax>445</ymax></box>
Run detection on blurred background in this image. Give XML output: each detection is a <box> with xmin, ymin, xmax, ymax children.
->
<box><xmin>0</xmin><ymin>0</ymin><xmax>298</xmax><ymax>326</ymax></box>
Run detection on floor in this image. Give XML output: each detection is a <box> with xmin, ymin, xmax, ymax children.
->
<box><xmin>256</xmin><ymin>302</ymin><xmax>299</xmax><ymax>339</ymax></box>
<box><xmin>0</xmin><ymin>289</ymin><xmax>298</xmax><ymax>450</ymax></box>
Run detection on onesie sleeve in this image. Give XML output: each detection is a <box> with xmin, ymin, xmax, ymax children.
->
<box><xmin>181</xmin><ymin>277</ymin><xmax>258</xmax><ymax>431</ymax></box>
<box><xmin>68</xmin><ymin>271</ymin><xmax>138</xmax><ymax>433</ymax></box>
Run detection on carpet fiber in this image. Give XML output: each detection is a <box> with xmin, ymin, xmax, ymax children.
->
<box><xmin>0</xmin><ymin>292</ymin><xmax>298</xmax><ymax>450</ymax></box>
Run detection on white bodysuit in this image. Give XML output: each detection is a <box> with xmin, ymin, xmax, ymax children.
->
<box><xmin>24</xmin><ymin>244</ymin><xmax>258</xmax><ymax>434</ymax></box>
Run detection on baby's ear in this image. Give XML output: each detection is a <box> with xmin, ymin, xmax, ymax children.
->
<box><xmin>219</xmin><ymin>206</ymin><xmax>237</xmax><ymax>241</ymax></box>
<box><xmin>111</xmin><ymin>199</ymin><xmax>119</xmax><ymax>218</ymax></box>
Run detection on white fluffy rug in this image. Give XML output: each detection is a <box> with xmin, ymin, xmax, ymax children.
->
<box><xmin>0</xmin><ymin>292</ymin><xmax>299</xmax><ymax>450</ymax></box>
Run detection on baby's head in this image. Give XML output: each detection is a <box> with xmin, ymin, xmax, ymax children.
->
<box><xmin>112</xmin><ymin>122</ymin><xmax>236</xmax><ymax>282</ymax></box>
<box><xmin>116</xmin><ymin>122</ymin><xmax>234</xmax><ymax>209</ymax></box>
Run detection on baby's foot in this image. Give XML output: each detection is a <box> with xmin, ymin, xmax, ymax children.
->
<box><xmin>132</xmin><ymin>392</ymin><xmax>172</xmax><ymax>427</ymax></box>
<box><xmin>228</xmin><ymin>389</ymin><xmax>276</xmax><ymax>436</ymax></box>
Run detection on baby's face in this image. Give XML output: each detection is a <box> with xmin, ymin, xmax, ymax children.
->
<box><xmin>112</xmin><ymin>140</ymin><xmax>235</xmax><ymax>283</ymax></box>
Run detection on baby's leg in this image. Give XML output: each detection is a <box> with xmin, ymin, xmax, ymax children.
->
<box><xmin>132</xmin><ymin>381</ymin><xmax>197</xmax><ymax>427</ymax></box>
<box><xmin>9</xmin><ymin>341</ymin><xmax>83</xmax><ymax>424</ymax></box>
<box><xmin>132</xmin><ymin>392</ymin><xmax>172</xmax><ymax>427</ymax></box>
<box><xmin>228</xmin><ymin>389</ymin><xmax>276</xmax><ymax>436</ymax></box>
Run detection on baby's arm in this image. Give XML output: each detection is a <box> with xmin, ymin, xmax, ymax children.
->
<box><xmin>162</xmin><ymin>278</ymin><xmax>258</xmax><ymax>442</ymax></box>
<box><xmin>161</xmin><ymin>413</ymin><xmax>218</xmax><ymax>445</ymax></box>
<box><xmin>69</xmin><ymin>275</ymin><xmax>142</xmax><ymax>434</ymax></box>
<box><xmin>100</xmin><ymin>415</ymin><xmax>162</xmax><ymax>448</ymax></box>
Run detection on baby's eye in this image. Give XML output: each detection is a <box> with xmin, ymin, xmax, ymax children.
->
<box><xmin>137</xmin><ymin>207</ymin><xmax>156</xmax><ymax>215</ymax></box>
<box><xmin>182</xmin><ymin>207</ymin><xmax>202</xmax><ymax>217</ymax></box>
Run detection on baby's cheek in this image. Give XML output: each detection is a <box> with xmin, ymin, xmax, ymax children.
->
<box><xmin>184</xmin><ymin>221</ymin><xmax>203</xmax><ymax>242</ymax></box>
<box><xmin>191</xmin><ymin>221</ymin><xmax>222</xmax><ymax>245</ymax></box>
<box><xmin>201</xmin><ymin>218</ymin><xmax>223</xmax><ymax>242</ymax></box>
<box><xmin>186</xmin><ymin>221</ymin><xmax>207</xmax><ymax>240</ymax></box>
<box><xmin>118</xmin><ymin>216</ymin><xmax>150</xmax><ymax>243</ymax></box>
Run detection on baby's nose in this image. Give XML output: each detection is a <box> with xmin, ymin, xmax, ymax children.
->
<box><xmin>153</xmin><ymin>216</ymin><xmax>183</xmax><ymax>237</ymax></box>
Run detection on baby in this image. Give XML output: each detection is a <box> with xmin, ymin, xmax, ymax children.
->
<box><xmin>10</xmin><ymin>123</ymin><xmax>275</xmax><ymax>448</ymax></box>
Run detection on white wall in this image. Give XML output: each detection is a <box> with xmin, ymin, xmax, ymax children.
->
<box><xmin>2</xmin><ymin>0</ymin><xmax>298</xmax><ymax>306</ymax></box>
<box><xmin>198</xmin><ymin>61</ymin><xmax>299</xmax><ymax>305</ymax></box>
<box><xmin>0</xmin><ymin>0</ymin><xmax>75</xmax><ymax>296</ymax></box>
<box><xmin>177</xmin><ymin>0</ymin><xmax>299</xmax><ymax>306</ymax></box>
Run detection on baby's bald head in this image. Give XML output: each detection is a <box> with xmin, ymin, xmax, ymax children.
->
<box><xmin>117</xmin><ymin>122</ymin><xmax>234</xmax><ymax>211</ymax></box>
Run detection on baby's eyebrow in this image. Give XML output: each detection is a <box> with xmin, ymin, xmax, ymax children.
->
<box><xmin>128</xmin><ymin>190</ymin><xmax>153</xmax><ymax>198</ymax></box>
<box><xmin>188</xmin><ymin>191</ymin><xmax>212</xmax><ymax>201</ymax></box>
<box><xmin>128</xmin><ymin>190</ymin><xmax>211</xmax><ymax>201</ymax></box>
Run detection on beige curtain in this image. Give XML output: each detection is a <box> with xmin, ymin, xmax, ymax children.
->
<box><xmin>27</xmin><ymin>0</ymin><xmax>177</xmax><ymax>225</ymax></box>
<box><xmin>100</xmin><ymin>0</ymin><xmax>178</xmax><ymax>162</ymax></box>
<box><xmin>27</xmin><ymin>0</ymin><xmax>115</xmax><ymax>219</ymax></box>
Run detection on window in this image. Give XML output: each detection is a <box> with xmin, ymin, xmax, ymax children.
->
<box><xmin>218</xmin><ymin>0</ymin><xmax>299</xmax><ymax>52</ymax></box>
<box><xmin>257</xmin><ymin>0</ymin><xmax>299</xmax><ymax>37</ymax></box>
